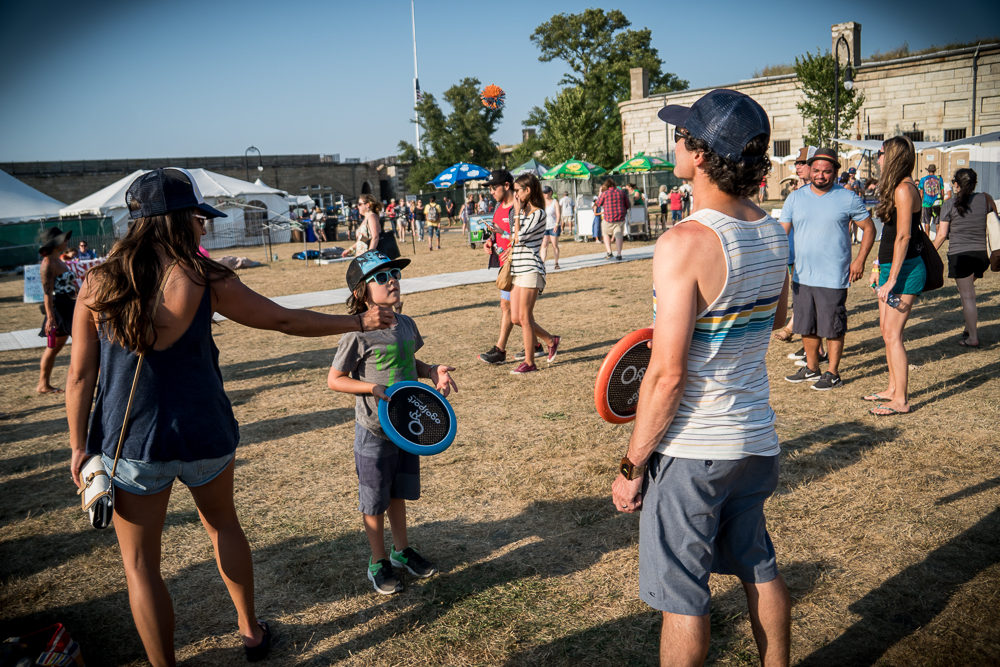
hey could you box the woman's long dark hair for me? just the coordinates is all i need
[87,207,235,353]
[514,173,545,211]
[874,135,916,224]
[951,168,978,217]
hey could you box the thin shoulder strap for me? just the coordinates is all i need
[109,261,176,478]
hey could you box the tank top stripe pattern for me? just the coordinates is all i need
[657,209,788,460]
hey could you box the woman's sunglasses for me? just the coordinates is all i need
[876,150,884,158]
[366,268,401,285]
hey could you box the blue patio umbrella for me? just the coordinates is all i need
[427,162,492,189]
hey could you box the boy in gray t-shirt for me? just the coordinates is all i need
[328,250,457,596]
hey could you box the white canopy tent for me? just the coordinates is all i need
[60,168,293,249]
[833,131,1000,153]
[0,169,65,224]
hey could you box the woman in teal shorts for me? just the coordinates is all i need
[869,136,925,416]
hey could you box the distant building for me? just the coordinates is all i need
[620,23,1000,196]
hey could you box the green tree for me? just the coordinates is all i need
[397,77,503,192]
[526,9,687,168]
[794,49,865,147]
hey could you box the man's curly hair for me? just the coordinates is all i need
[684,134,771,198]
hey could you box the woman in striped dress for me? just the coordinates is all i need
[508,173,560,374]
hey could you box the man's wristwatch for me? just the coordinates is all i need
[619,456,646,481]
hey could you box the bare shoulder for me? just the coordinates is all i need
[655,220,718,260]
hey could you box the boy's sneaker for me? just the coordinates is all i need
[510,362,538,375]
[478,346,506,364]
[784,367,821,383]
[367,558,403,595]
[787,347,806,360]
[810,371,843,390]
[546,335,560,363]
[390,546,438,578]
[794,350,829,367]
[514,343,544,360]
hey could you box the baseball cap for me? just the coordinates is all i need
[658,89,770,161]
[807,148,841,169]
[484,169,514,187]
[346,250,411,291]
[542,185,553,194]
[794,146,817,163]
[848,167,857,173]
[126,168,227,220]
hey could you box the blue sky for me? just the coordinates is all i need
[1,0,995,163]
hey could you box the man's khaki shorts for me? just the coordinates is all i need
[601,220,623,241]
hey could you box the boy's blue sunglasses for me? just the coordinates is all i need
[366,268,401,285]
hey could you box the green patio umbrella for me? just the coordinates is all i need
[611,152,674,201]
[542,158,607,201]
[543,158,607,179]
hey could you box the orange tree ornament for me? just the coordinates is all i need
[480,84,505,109]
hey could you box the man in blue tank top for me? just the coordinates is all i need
[613,89,791,665]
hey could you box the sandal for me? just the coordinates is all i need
[862,394,891,402]
[772,329,793,342]
[869,404,909,417]
[244,620,272,662]
[957,339,980,348]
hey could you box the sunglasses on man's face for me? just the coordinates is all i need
[674,127,691,143]
[366,268,401,285]
[876,150,884,158]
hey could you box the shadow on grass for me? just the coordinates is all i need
[418,287,602,318]
[0,357,44,378]
[0,401,65,423]
[237,407,354,446]
[0,416,70,447]
[498,560,826,666]
[221,351,329,383]
[227,379,308,407]
[777,421,900,496]
[798,508,1000,666]
[935,475,1000,506]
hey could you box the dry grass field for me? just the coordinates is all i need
[1,228,998,666]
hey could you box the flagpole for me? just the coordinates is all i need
[411,0,421,157]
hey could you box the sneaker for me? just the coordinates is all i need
[546,335,560,363]
[367,558,403,595]
[615,254,622,261]
[390,546,438,578]
[605,252,613,260]
[787,347,806,360]
[794,351,829,367]
[514,343,544,360]
[810,371,843,390]
[510,362,538,375]
[478,346,506,364]
[784,367,821,383]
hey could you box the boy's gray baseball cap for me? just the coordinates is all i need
[658,89,770,162]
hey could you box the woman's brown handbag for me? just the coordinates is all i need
[496,253,513,291]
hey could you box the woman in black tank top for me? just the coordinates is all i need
[868,137,924,416]
[66,168,395,665]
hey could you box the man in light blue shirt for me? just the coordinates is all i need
[779,148,875,390]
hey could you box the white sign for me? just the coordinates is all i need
[23,264,43,303]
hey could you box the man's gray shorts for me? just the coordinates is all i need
[639,454,780,616]
[354,423,420,515]
[791,282,848,339]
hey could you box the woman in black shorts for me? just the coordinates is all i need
[933,168,997,348]
[37,227,76,393]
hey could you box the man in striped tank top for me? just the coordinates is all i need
[612,89,791,666]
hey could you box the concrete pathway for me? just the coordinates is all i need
[0,245,654,351]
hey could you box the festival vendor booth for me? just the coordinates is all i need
[542,158,606,241]
[59,168,292,250]
[610,152,675,240]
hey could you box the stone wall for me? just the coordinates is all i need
[0,154,388,206]
[619,32,1000,195]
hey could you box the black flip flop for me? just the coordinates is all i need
[245,620,272,662]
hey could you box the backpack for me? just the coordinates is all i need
[426,204,439,222]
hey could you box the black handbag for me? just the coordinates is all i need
[375,218,401,259]
[915,229,944,292]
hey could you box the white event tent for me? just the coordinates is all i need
[60,168,293,249]
[0,169,65,223]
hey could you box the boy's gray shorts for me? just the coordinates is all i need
[354,423,420,515]
[638,453,780,616]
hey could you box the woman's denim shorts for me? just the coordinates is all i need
[103,452,235,495]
